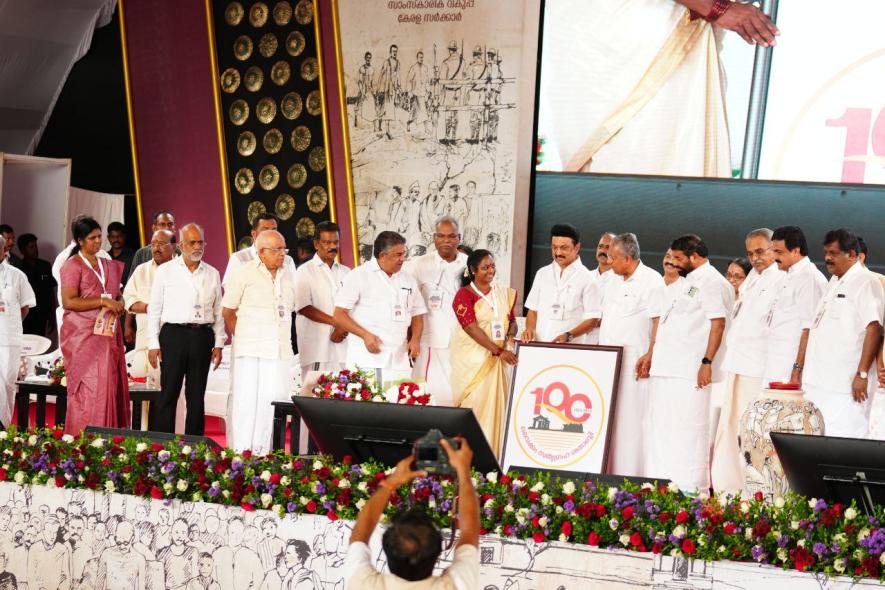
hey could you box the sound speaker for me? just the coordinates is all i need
[84,426,223,451]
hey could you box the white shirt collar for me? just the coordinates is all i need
[176,256,202,273]
[787,256,811,274]
[838,260,864,282]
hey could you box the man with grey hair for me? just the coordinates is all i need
[335,231,426,386]
[148,223,225,435]
[402,216,467,405]
[590,232,663,476]
[223,230,298,453]
[712,227,785,493]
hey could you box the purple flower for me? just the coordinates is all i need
[776,534,790,548]
[812,542,828,556]
[563,500,575,513]
[751,545,766,561]
[287,502,297,512]
[813,498,828,513]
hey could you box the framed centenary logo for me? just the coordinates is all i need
[501,342,622,475]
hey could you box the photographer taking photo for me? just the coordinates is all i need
[344,437,480,589]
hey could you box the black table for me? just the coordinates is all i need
[271,400,316,454]
[128,384,161,430]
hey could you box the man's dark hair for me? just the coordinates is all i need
[17,233,37,253]
[771,226,808,256]
[251,213,279,231]
[315,221,340,236]
[823,228,859,256]
[669,234,708,258]
[107,221,125,234]
[152,211,174,223]
[373,231,406,259]
[857,236,868,257]
[0,224,12,235]
[550,223,580,246]
[381,509,442,581]
[296,236,315,255]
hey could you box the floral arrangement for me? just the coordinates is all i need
[1,426,884,581]
[310,368,383,402]
[48,357,66,386]
[386,380,433,406]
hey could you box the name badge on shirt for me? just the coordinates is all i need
[687,286,699,298]
[277,303,286,318]
[550,302,565,321]
[192,303,204,322]
[491,320,505,341]
[428,290,443,311]
[393,303,406,322]
[732,300,742,319]
[812,305,826,329]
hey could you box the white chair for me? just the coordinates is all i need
[20,334,51,356]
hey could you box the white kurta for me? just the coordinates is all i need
[525,259,599,343]
[0,260,36,426]
[293,254,351,378]
[804,262,885,438]
[402,251,467,406]
[594,262,663,477]
[122,259,159,352]
[222,245,296,286]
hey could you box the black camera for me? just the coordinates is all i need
[413,429,460,475]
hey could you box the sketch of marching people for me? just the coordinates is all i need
[27,514,72,590]
[441,184,469,226]
[419,181,446,242]
[280,540,321,589]
[8,532,25,590]
[374,44,401,138]
[440,40,464,143]
[184,554,220,590]
[257,517,286,574]
[234,524,264,590]
[364,186,397,239]
[484,48,505,142]
[0,550,16,590]
[308,523,347,590]
[405,50,432,135]
[389,182,422,244]
[462,181,482,247]
[157,518,199,590]
[466,46,486,143]
[95,521,147,590]
[354,52,374,128]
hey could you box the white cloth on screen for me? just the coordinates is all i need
[122,259,159,352]
[762,257,828,383]
[647,376,711,491]
[147,257,225,349]
[335,259,427,371]
[68,187,124,250]
[525,259,599,343]
[412,346,454,407]
[229,356,290,454]
[222,245,296,286]
[804,384,870,439]
[293,253,350,367]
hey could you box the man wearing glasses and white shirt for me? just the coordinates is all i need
[294,221,351,381]
[402,216,467,406]
[223,213,296,285]
[334,231,426,387]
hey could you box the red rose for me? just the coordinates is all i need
[242,450,252,458]
[675,510,690,524]
[327,511,339,521]
[681,539,696,555]
[532,532,545,543]
[561,521,572,537]
[151,443,164,452]
[306,500,317,513]
[528,491,540,502]
[361,391,370,400]
[343,455,353,465]
[503,524,514,536]
[594,504,606,518]
[52,429,63,440]
[240,502,255,512]
[0,469,7,482]
[754,491,764,502]
[500,475,512,485]
[652,542,663,554]
[269,473,282,485]
[531,516,540,528]
[724,522,737,535]
[587,531,601,546]
[629,532,643,547]
[752,519,771,538]
[621,506,635,520]
[150,486,163,499]
[658,512,671,523]
[112,435,125,445]
[55,476,66,487]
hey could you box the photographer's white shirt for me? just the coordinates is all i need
[344,542,478,590]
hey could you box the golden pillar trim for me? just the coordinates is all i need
[117,0,145,246]
[330,0,360,265]
[313,0,337,225]
[204,0,236,255]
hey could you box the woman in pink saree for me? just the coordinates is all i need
[59,217,130,435]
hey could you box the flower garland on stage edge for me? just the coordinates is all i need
[1,427,884,581]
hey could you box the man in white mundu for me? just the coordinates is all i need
[803,229,884,438]
[222,230,297,453]
[334,231,426,387]
[522,224,599,345]
[644,234,733,490]
[402,216,467,406]
[0,238,35,427]
[712,228,785,493]
[586,232,616,344]
[591,233,663,477]
[294,221,351,380]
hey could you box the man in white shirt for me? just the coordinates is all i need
[123,229,175,355]
[587,231,616,343]
[222,230,297,453]
[147,224,225,435]
[52,215,111,336]
[334,231,426,386]
[223,213,296,285]
[402,216,467,406]
[294,221,350,379]
[592,233,663,477]
[344,439,479,590]
[712,228,785,493]
[523,224,599,344]
[644,234,733,491]
[129,211,177,282]
[0,238,35,427]
[804,228,884,438]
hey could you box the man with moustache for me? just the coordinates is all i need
[523,224,598,345]
[712,228,785,493]
[129,211,176,281]
[123,229,176,356]
[591,233,663,476]
[803,228,884,438]
[294,221,351,380]
[587,231,616,343]
[334,231,426,385]
[148,224,224,435]
[403,216,467,406]
[643,234,733,491]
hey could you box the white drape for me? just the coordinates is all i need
[68,186,124,250]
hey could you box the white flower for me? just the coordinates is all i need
[356,499,366,510]
[486,472,498,484]
[504,504,514,513]
[260,471,272,481]
[641,482,654,492]
[771,530,781,540]
[261,493,273,507]
[718,545,727,554]
[834,558,846,573]
[845,507,857,521]
[774,497,785,509]
[673,525,686,538]
[607,487,618,501]
[797,539,806,548]
[777,548,788,562]
[90,438,105,448]
[512,479,525,489]
[61,434,74,443]
[745,528,753,540]
[559,533,567,542]
[222,490,231,499]
[541,494,551,506]
[698,491,710,501]
[118,454,128,463]
[163,482,173,493]
[668,482,680,493]
[0,432,7,440]
[177,479,189,492]
[273,504,283,517]
[280,476,291,487]
[104,481,115,493]
[555,506,564,514]
[834,533,847,544]
[157,450,170,461]
[428,498,436,509]
[193,492,204,502]
[181,445,192,455]
[357,482,368,493]
[484,499,495,509]
[27,435,37,446]
[531,481,545,492]
[516,513,526,525]
[313,460,324,470]
[880,553,885,566]
[338,479,350,489]
[740,500,750,514]
[718,495,729,507]
[562,481,576,495]
[299,496,310,506]
[136,443,147,452]
[698,535,707,546]
[78,475,85,483]
[537,516,548,528]
[619,534,631,546]
[13,472,25,484]
[790,521,801,530]
[12,437,21,444]
[609,519,619,531]
[858,528,871,542]
[808,498,818,509]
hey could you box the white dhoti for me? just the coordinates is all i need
[868,388,885,440]
[710,372,762,493]
[412,346,454,407]
[229,356,291,454]
[0,345,20,427]
[607,350,648,477]
[647,376,711,491]
[804,384,870,439]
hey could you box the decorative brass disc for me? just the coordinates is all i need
[234,35,253,61]
[295,216,316,238]
[290,125,311,151]
[280,92,302,120]
[259,164,280,190]
[249,2,269,27]
[225,2,244,26]
[259,33,278,58]
[275,193,295,220]
[300,57,318,82]
[220,68,240,93]
[237,236,254,250]
[306,90,322,116]
[273,1,292,25]
[307,186,328,213]
[271,60,291,86]
[294,0,313,25]
[287,163,307,189]
[244,66,264,92]
[234,168,255,194]
[285,31,305,57]
[247,200,267,225]
[308,146,326,171]
[256,97,277,124]
[237,131,257,156]
[229,99,249,125]
[263,128,283,154]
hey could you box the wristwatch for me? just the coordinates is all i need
[857,371,869,380]
[792,363,803,371]
[701,357,712,365]
[565,331,574,342]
